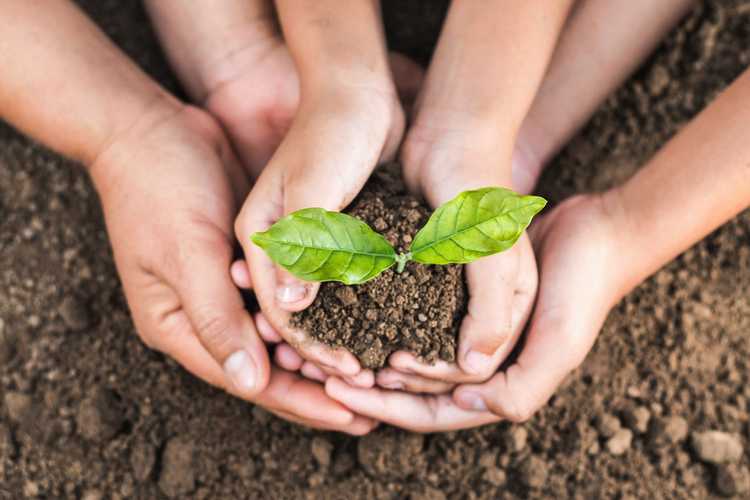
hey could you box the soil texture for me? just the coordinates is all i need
[1,1,750,499]
[291,166,466,370]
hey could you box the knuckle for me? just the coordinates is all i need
[194,311,235,353]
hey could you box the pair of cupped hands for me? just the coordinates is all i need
[93,6,623,435]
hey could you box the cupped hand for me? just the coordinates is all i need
[373,120,539,394]
[324,191,628,431]
[90,103,376,434]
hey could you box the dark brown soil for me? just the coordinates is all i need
[1,1,750,499]
[291,166,466,370]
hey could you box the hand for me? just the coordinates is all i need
[233,0,420,382]
[324,192,627,431]
[371,111,539,394]
[91,103,376,434]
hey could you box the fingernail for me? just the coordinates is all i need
[456,391,487,411]
[276,283,307,303]
[223,350,257,394]
[465,349,494,375]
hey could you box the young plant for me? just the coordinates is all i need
[251,187,547,285]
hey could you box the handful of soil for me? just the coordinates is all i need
[290,165,468,369]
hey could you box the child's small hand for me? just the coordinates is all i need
[233,0,418,381]
[322,192,627,431]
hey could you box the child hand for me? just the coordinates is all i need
[233,0,415,381]
[323,192,627,431]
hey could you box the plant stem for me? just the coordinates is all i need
[395,252,410,273]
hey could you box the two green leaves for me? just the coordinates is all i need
[251,187,547,285]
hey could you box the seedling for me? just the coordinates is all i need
[251,187,546,285]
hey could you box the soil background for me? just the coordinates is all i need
[1,1,750,498]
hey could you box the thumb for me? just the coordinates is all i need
[175,239,270,399]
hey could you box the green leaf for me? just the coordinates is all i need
[251,208,396,285]
[409,187,546,265]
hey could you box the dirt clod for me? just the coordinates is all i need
[0,423,16,460]
[508,426,529,452]
[691,431,744,465]
[606,428,634,456]
[357,427,424,479]
[518,455,548,489]
[596,413,622,438]
[4,392,31,423]
[58,295,92,331]
[76,388,124,441]
[311,437,334,468]
[716,464,750,497]
[159,437,196,498]
[291,167,466,369]
[130,440,157,482]
[623,405,651,434]
[649,416,689,448]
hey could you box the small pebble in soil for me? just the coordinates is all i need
[58,295,92,331]
[690,431,744,464]
[358,427,424,480]
[159,437,196,498]
[482,466,507,486]
[311,437,334,468]
[596,413,622,438]
[606,428,633,456]
[130,440,157,482]
[518,455,548,489]
[649,415,688,448]
[80,490,103,500]
[4,391,31,423]
[623,405,651,434]
[507,426,528,452]
[715,464,750,497]
[76,388,124,442]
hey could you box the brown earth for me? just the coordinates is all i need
[291,165,466,370]
[1,1,750,499]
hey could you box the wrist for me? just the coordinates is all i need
[87,99,201,194]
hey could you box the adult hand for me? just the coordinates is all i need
[325,192,628,431]
[92,103,376,434]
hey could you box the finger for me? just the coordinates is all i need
[453,313,593,423]
[175,239,270,399]
[274,343,304,372]
[236,174,362,377]
[343,369,375,389]
[230,259,252,289]
[326,377,499,433]
[301,361,328,383]
[255,312,283,344]
[266,407,378,436]
[457,250,518,377]
[376,368,455,394]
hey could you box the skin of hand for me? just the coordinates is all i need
[370,0,573,391]
[233,0,412,382]
[323,191,626,431]
[150,0,422,386]
[92,103,377,434]
[0,1,376,435]
[146,0,424,180]
[324,64,750,431]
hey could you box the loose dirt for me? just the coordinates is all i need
[291,166,466,370]
[0,1,749,499]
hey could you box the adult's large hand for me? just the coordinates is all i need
[92,103,376,434]
[324,192,627,431]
